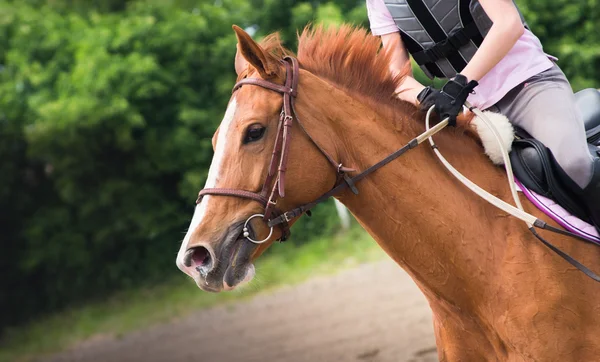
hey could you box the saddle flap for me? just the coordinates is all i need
[510,139,588,220]
[510,142,548,196]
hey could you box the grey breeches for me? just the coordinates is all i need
[489,64,594,189]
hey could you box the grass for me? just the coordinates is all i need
[0,226,386,362]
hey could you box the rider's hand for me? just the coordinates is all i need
[416,74,478,126]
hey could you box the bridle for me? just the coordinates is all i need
[194,55,600,283]
[197,56,356,243]
[196,55,454,243]
[195,54,449,243]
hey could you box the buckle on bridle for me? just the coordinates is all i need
[284,212,293,222]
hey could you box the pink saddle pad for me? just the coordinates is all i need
[515,179,600,244]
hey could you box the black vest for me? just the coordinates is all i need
[383,0,528,79]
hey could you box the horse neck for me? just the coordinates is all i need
[298,72,510,311]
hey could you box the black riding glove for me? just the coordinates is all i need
[416,74,479,126]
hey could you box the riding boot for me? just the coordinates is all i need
[579,158,600,232]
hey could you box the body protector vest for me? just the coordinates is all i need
[383,0,528,79]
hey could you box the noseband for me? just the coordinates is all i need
[196,56,354,242]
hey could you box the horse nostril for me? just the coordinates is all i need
[183,246,213,274]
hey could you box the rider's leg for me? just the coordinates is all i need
[491,64,600,229]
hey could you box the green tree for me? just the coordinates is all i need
[519,0,600,90]
[0,0,354,331]
[1,0,598,332]
[0,0,256,329]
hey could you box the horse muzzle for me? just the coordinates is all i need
[179,222,260,292]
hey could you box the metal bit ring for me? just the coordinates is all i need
[243,214,274,244]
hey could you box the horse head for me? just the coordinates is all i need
[176,26,339,292]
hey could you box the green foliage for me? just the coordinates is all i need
[519,0,600,91]
[316,3,344,26]
[0,0,365,332]
[1,226,382,362]
[0,0,249,329]
[1,0,598,334]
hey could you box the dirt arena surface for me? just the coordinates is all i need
[45,260,438,362]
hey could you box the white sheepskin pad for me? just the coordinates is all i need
[469,111,515,165]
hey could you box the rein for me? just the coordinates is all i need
[196,56,600,282]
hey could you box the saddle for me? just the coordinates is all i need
[510,88,600,222]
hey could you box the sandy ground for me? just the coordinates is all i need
[44,260,438,362]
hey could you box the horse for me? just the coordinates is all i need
[176,24,600,361]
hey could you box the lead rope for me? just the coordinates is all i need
[424,104,600,282]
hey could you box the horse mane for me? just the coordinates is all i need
[256,25,417,122]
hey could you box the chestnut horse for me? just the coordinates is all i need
[176,25,600,361]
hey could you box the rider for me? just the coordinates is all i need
[366,0,600,231]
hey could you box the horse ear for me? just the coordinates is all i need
[234,45,248,76]
[232,25,276,78]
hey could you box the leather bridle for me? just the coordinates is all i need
[196,55,440,243]
[193,56,600,284]
[196,56,355,242]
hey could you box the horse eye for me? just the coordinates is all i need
[244,125,266,144]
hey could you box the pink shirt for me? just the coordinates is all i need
[366,0,555,110]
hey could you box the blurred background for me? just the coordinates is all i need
[0,0,598,361]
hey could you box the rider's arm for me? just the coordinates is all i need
[460,0,525,82]
[381,31,473,126]
[380,32,425,105]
